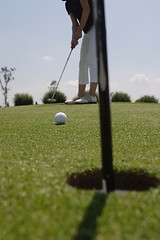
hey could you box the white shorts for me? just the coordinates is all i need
[79,25,98,85]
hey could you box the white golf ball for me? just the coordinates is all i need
[54,112,67,125]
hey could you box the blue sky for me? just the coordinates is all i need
[0,0,160,106]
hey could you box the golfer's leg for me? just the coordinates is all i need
[78,84,86,98]
[78,34,90,97]
[89,83,98,96]
[88,26,98,96]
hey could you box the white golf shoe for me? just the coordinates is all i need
[75,95,97,104]
[65,99,76,104]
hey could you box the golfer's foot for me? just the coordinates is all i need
[75,95,97,104]
[65,99,75,104]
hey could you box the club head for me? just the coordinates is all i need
[48,98,57,103]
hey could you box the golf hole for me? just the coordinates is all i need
[67,169,160,192]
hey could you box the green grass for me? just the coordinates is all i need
[0,103,160,240]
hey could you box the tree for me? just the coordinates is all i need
[0,67,16,106]
[42,90,66,104]
[14,93,34,106]
[135,95,158,103]
[111,91,131,102]
[48,80,57,92]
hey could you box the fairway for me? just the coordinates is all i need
[0,103,160,240]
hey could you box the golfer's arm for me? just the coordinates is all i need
[70,14,79,33]
[79,0,90,31]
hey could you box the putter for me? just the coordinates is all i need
[48,48,73,103]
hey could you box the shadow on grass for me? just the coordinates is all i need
[69,169,160,240]
[67,169,160,191]
[73,192,106,240]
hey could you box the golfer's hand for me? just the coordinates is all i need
[71,37,78,49]
[71,29,82,48]
[74,29,82,41]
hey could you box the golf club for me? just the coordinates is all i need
[48,48,73,103]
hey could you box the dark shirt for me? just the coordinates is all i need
[65,0,94,33]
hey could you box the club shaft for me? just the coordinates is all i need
[51,48,73,100]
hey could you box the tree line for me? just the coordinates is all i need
[0,67,159,106]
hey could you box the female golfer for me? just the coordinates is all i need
[63,0,98,104]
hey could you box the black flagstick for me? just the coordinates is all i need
[94,0,115,193]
